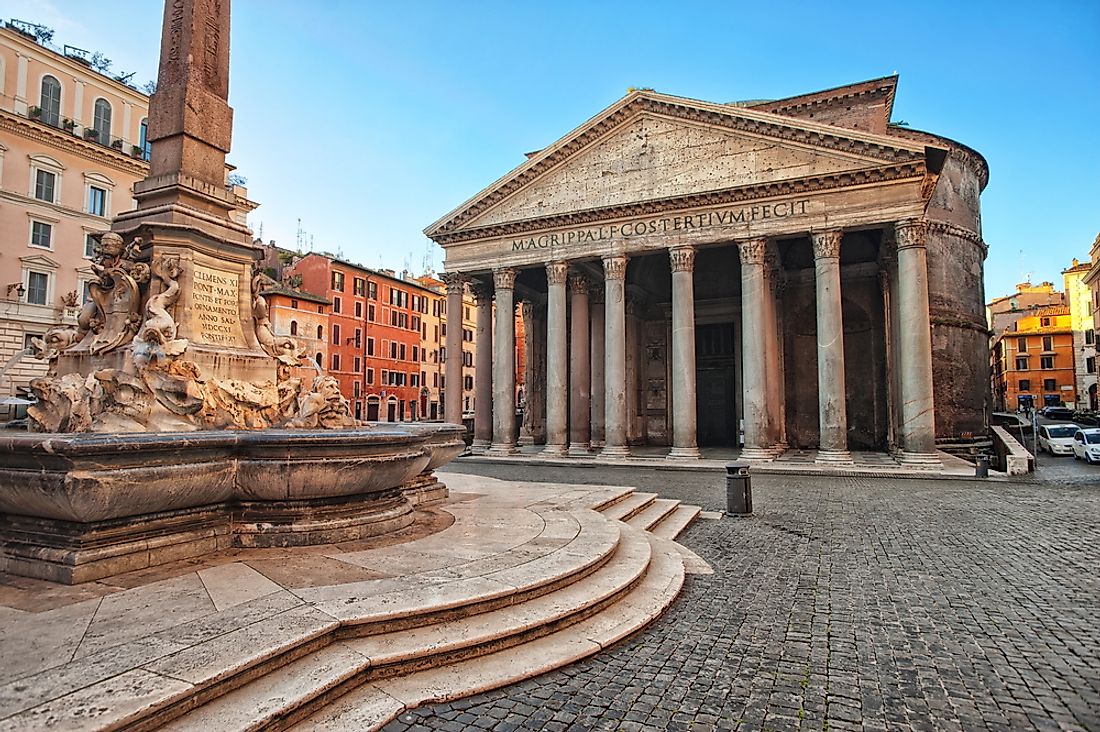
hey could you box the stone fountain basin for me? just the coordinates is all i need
[0,427,436,524]
[372,421,466,473]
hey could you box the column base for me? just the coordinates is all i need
[471,438,491,454]
[598,445,631,459]
[666,446,701,460]
[541,443,567,457]
[739,446,776,462]
[567,443,592,456]
[517,436,535,446]
[815,449,853,464]
[897,450,942,469]
[487,443,518,456]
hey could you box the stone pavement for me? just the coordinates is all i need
[383,462,1100,731]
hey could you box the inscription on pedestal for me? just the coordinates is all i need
[192,265,245,346]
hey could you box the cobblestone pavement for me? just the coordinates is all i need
[382,464,1100,732]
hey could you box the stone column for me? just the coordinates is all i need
[668,246,701,459]
[471,281,494,451]
[543,261,569,456]
[489,268,518,455]
[601,255,630,458]
[879,241,899,453]
[590,288,606,447]
[568,273,591,455]
[441,272,466,425]
[812,230,852,463]
[520,301,536,445]
[895,219,939,465]
[763,250,785,453]
[739,239,773,461]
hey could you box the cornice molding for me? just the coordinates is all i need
[428,95,925,238]
[0,113,149,176]
[434,162,925,246]
[926,220,987,255]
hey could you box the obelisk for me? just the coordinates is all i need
[108,0,274,384]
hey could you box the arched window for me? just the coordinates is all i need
[39,76,61,126]
[139,118,151,160]
[315,353,322,367]
[316,325,323,340]
[92,98,112,143]
[290,320,298,336]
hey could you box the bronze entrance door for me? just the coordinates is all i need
[696,322,738,446]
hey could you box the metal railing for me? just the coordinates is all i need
[24,106,150,161]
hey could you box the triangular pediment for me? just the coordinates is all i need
[20,253,61,269]
[426,89,928,241]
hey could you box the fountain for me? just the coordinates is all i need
[0,0,463,584]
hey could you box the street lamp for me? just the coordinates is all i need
[5,283,26,299]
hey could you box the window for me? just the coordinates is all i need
[412,346,419,362]
[1040,317,1051,327]
[1015,357,1028,371]
[139,118,151,160]
[333,296,341,313]
[1042,336,1053,351]
[1018,378,1030,391]
[366,368,374,385]
[85,234,97,258]
[87,186,107,217]
[1017,337,1028,352]
[331,353,341,371]
[367,337,375,356]
[368,282,377,300]
[30,221,52,249]
[81,280,92,303]
[1087,357,1096,374]
[39,76,61,126]
[315,353,322,367]
[354,328,362,348]
[26,271,48,305]
[34,169,56,203]
[464,375,474,390]
[389,341,397,359]
[354,356,361,372]
[332,271,345,291]
[355,301,362,318]
[290,321,298,336]
[368,304,375,322]
[354,278,365,296]
[291,299,299,309]
[1040,356,1054,370]
[399,343,406,361]
[1086,329,1094,345]
[353,382,361,398]
[332,324,341,345]
[92,98,112,143]
[1043,379,1057,392]
[316,325,323,340]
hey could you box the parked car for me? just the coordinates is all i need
[1072,411,1100,426]
[1071,428,1100,464]
[1042,406,1074,421]
[1038,424,1077,456]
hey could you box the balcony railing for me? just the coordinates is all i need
[23,106,150,161]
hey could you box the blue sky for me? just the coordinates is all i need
[6,0,1098,299]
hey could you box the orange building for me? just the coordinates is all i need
[363,269,433,422]
[992,306,1076,411]
[259,281,329,375]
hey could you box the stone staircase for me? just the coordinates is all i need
[0,478,706,732]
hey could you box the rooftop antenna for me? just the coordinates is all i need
[421,239,433,276]
[295,218,303,251]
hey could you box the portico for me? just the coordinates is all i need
[427,78,990,464]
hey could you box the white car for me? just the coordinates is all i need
[1071,428,1100,464]
[1038,424,1078,456]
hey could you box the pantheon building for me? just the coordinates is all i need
[427,77,989,465]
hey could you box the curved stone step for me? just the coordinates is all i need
[650,503,701,540]
[291,533,686,731]
[600,492,657,522]
[155,527,657,731]
[624,497,680,532]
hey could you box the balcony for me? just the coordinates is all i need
[23,106,150,161]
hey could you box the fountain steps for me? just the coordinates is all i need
[0,482,704,732]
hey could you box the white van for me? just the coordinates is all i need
[1037,424,1078,456]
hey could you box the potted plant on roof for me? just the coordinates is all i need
[131,144,144,158]
[28,106,42,120]
[110,139,123,150]
[83,127,99,141]
[62,118,76,132]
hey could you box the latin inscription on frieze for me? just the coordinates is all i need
[192,265,245,346]
[510,199,811,252]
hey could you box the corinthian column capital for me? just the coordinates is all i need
[493,267,518,291]
[895,219,928,250]
[546,261,568,286]
[738,238,767,266]
[602,255,628,281]
[470,281,493,305]
[669,245,696,273]
[811,230,843,260]
[568,272,590,295]
[440,271,466,291]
